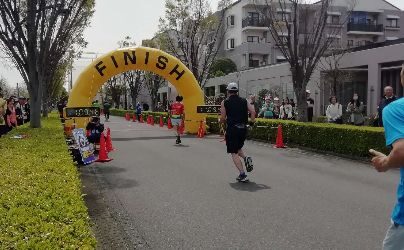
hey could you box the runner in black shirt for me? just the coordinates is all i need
[220,82,256,182]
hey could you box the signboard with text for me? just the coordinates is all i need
[65,107,100,118]
[197,105,221,114]
[72,129,96,165]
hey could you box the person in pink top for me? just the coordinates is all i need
[6,98,17,132]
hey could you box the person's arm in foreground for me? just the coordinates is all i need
[372,65,404,171]
[247,102,256,123]
[220,100,226,123]
[372,140,404,172]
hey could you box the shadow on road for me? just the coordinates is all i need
[93,165,127,175]
[173,144,190,147]
[229,182,271,192]
[104,177,139,189]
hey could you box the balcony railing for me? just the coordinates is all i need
[242,17,269,28]
[347,23,383,33]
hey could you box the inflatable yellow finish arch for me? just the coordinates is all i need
[67,47,205,133]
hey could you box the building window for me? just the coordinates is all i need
[248,12,259,20]
[327,15,340,24]
[227,15,235,27]
[227,39,235,49]
[386,18,399,28]
[249,54,259,68]
[247,36,259,43]
[276,12,291,21]
[347,40,353,47]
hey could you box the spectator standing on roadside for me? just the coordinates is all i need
[249,95,259,118]
[273,97,281,119]
[24,98,30,123]
[0,91,7,137]
[15,97,26,126]
[378,86,398,127]
[6,98,17,132]
[346,93,365,126]
[258,97,274,119]
[326,96,343,124]
[306,90,315,122]
[371,64,404,250]
[280,99,293,120]
[136,102,142,121]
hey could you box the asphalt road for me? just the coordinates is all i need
[81,116,400,250]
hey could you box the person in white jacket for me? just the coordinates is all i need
[280,99,293,120]
[326,96,343,124]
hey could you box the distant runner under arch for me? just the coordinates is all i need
[67,47,205,133]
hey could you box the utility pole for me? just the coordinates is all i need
[16,82,20,97]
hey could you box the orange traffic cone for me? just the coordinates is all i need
[274,124,286,148]
[179,119,184,135]
[197,121,205,138]
[96,133,112,162]
[106,128,115,152]
[132,114,137,122]
[151,116,155,126]
[159,116,164,127]
[125,113,130,121]
[139,115,144,123]
[147,115,151,124]
[167,118,173,129]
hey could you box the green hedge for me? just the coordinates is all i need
[110,109,387,157]
[250,119,385,157]
[0,117,96,248]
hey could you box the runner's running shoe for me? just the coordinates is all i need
[236,173,249,182]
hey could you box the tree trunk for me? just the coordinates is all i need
[27,0,42,128]
[295,87,308,122]
[131,96,137,109]
[42,101,49,118]
[29,88,42,128]
[332,77,337,96]
[124,88,128,110]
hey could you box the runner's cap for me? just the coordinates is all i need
[226,82,238,91]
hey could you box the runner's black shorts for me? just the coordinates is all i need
[225,125,247,154]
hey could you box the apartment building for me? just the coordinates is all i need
[219,0,404,70]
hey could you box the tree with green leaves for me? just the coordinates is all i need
[209,58,237,78]
[158,0,227,87]
[42,58,72,117]
[0,0,94,127]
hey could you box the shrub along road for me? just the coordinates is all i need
[82,116,398,249]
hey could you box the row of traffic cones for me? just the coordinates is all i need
[96,128,115,162]
[124,113,188,136]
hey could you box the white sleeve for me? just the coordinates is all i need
[326,105,331,119]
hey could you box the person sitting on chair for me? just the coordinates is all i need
[86,116,104,144]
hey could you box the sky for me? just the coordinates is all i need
[0,0,403,87]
